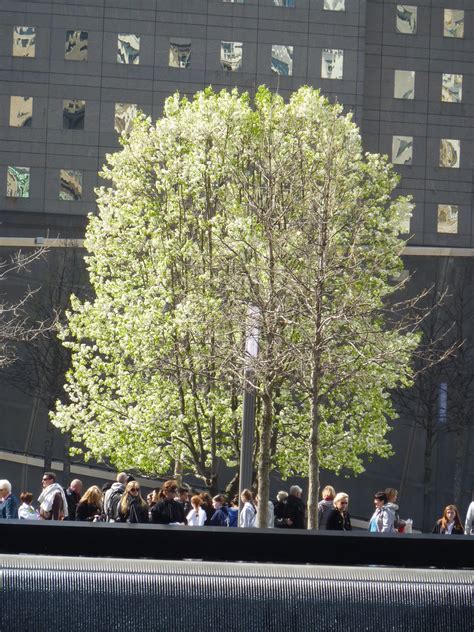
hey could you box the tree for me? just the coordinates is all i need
[52,87,419,519]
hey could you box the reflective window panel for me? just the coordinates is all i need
[223,0,244,3]
[274,0,295,6]
[394,70,415,99]
[63,99,85,130]
[169,38,191,68]
[321,49,343,80]
[59,170,83,201]
[115,103,137,134]
[396,5,417,34]
[437,204,458,234]
[442,74,462,103]
[7,166,30,198]
[9,96,33,127]
[324,0,345,10]
[12,26,36,57]
[392,136,413,165]
[439,139,460,168]
[65,30,88,61]
[117,34,140,64]
[444,9,464,38]
[271,45,293,76]
[220,41,243,71]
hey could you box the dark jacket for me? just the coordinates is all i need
[151,498,185,525]
[117,497,149,524]
[285,494,306,529]
[64,488,80,521]
[75,501,101,522]
[318,499,334,529]
[210,506,229,527]
[326,508,352,531]
[0,493,19,519]
[432,520,464,535]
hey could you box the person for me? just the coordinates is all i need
[177,486,191,516]
[432,505,464,535]
[210,495,230,527]
[385,487,404,532]
[239,489,256,528]
[103,472,127,522]
[186,495,206,526]
[18,492,39,520]
[116,481,149,523]
[64,479,83,521]
[0,480,19,519]
[465,500,474,535]
[318,485,335,529]
[274,490,289,528]
[368,491,393,533]
[325,492,352,531]
[227,496,239,527]
[199,492,214,526]
[151,480,185,525]
[38,472,68,520]
[75,485,104,522]
[255,494,274,528]
[285,485,306,529]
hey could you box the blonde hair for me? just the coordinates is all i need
[322,485,335,500]
[120,481,147,514]
[80,485,103,507]
[333,492,349,507]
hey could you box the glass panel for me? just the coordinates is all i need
[439,139,460,168]
[117,34,140,64]
[9,96,33,127]
[63,99,85,129]
[444,9,464,38]
[271,45,293,76]
[324,0,345,10]
[115,103,137,134]
[321,49,343,80]
[396,5,417,34]
[437,204,458,233]
[274,0,295,6]
[169,38,191,68]
[59,170,83,200]
[223,0,244,3]
[394,70,415,99]
[220,41,243,71]
[7,166,30,198]
[392,136,413,165]
[442,74,462,103]
[65,30,88,61]
[12,26,36,57]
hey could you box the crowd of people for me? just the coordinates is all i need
[0,472,473,535]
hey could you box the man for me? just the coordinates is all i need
[0,479,19,519]
[64,479,83,521]
[38,472,68,520]
[285,485,306,529]
[103,472,127,521]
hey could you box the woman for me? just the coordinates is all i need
[186,495,206,526]
[116,481,149,523]
[151,480,185,525]
[368,491,394,533]
[239,489,256,528]
[318,485,336,529]
[385,487,404,532]
[75,485,103,522]
[199,492,214,526]
[325,492,352,531]
[432,505,464,535]
[274,490,289,528]
[18,492,39,520]
[210,495,230,527]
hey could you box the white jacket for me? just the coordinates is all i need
[239,502,256,528]
[186,507,206,526]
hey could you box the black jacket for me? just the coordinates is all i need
[285,494,306,529]
[325,508,352,531]
[151,499,186,524]
[117,497,149,523]
[64,488,80,521]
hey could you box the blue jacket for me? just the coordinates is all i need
[0,493,19,519]
[210,506,229,527]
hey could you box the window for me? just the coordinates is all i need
[442,74,462,103]
[9,96,33,127]
[117,34,140,64]
[271,45,293,76]
[439,139,460,168]
[220,41,243,71]
[324,0,345,10]
[394,70,415,99]
[274,0,295,6]
[12,26,36,57]
[321,49,343,79]
[63,99,85,129]
[7,166,30,198]
[59,170,82,200]
[115,103,137,134]
[396,5,417,34]
[223,0,244,3]
[444,9,464,38]
[169,38,191,68]
[392,136,413,165]
[65,30,88,61]
[437,204,458,233]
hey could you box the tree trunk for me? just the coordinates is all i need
[422,425,434,533]
[225,471,239,500]
[453,426,467,506]
[43,417,54,473]
[62,434,71,485]
[256,391,272,528]
[307,361,320,530]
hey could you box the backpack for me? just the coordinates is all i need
[106,489,123,521]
